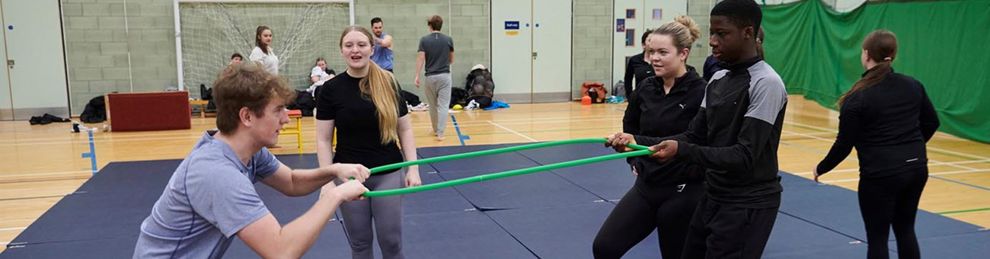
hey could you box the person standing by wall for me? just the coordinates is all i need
[414,15,454,141]
[250,25,279,76]
[370,17,395,73]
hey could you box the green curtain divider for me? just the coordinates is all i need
[362,138,653,197]
[762,0,990,143]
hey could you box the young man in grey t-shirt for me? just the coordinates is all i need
[414,15,454,141]
[133,62,370,259]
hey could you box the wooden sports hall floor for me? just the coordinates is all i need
[1,95,988,251]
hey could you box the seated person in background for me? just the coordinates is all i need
[230,53,244,66]
[308,57,335,96]
[465,64,495,109]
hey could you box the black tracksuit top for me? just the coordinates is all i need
[636,57,788,208]
[816,69,940,178]
[624,68,706,187]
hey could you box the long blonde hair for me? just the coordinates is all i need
[339,26,401,144]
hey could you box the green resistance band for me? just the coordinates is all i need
[362,138,653,197]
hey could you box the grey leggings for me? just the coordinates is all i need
[338,170,405,259]
[423,73,451,136]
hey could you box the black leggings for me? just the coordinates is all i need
[858,167,928,259]
[593,182,703,259]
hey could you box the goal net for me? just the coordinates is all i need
[177,0,351,95]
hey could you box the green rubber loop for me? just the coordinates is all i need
[363,138,652,197]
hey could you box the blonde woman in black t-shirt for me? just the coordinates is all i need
[315,26,421,259]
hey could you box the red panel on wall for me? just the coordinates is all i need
[107,92,191,132]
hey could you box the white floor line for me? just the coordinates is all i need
[486,121,537,142]
[930,159,980,172]
[0,170,92,179]
[788,160,990,175]
[820,168,990,184]
[785,120,990,161]
[0,134,203,147]
[783,129,982,172]
[0,227,26,232]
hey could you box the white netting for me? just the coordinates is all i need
[179,2,350,96]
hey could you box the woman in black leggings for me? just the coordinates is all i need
[814,30,940,259]
[597,16,706,259]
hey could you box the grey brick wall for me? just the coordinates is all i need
[354,0,490,97]
[65,0,733,112]
[571,0,613,99]
[62,0,753,112]
[63,0,177,114]
[178,3,351,94]
[63,0,492,113]
[687,0,715,70]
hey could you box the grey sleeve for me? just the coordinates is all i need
[744,76,787,125]
[253,148,281,180]
[703,71,728,109]
[448,36,454,51]
[188,165,269,237]
[418,37,425,52]
[700,91,707,109]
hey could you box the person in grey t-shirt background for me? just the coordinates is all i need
[414,15,454,142]
[133,62,370,259]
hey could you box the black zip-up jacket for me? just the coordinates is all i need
[635,57,788,208]
[624,68,706,187]
[624,53,654,94]
[816,69,939,178]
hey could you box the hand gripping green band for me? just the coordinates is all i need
[362,138,652,197]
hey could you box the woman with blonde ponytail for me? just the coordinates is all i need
[597,16,707,259]
[814,30,939,259]
[315,25,420,259]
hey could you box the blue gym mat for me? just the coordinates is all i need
[222,220,352,259]
[909,230,990,258]
[3,143,988,258]
[390,210,536,259]
[762,212,865,257]
[437,168,602,210]
[1,236,139,258]
[401,171,476,216]
[7,160,180,246]
[485,201,661,258]
[418,143,538,172]
[779,173,985,241]
[74,159,178,195]
[547,160,637,202]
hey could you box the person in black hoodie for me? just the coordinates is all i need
[610,1,788,258]
[593,16,705,259]
[814,30,938,259]
[622,29,656,97]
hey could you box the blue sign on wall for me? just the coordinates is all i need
[505,21,520,30]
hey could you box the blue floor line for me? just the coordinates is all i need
[450,114,468,146]
[80,130,97,174]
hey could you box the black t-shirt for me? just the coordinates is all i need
[315,71,409,173]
